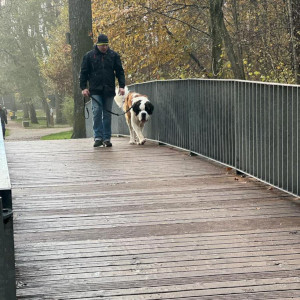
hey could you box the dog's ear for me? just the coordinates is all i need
[145,101,154,115]
[132,100,142,115]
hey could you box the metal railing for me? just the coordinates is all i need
[0,121,16,300]
[85,79,299,197]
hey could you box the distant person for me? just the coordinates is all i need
[80,34,125,147]
[50,107,54,126]
[0,104,8,139]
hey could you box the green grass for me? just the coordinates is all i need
[18,118,49,128]
[15,110,50,128]
[15,109,45,119]
[14,109,70,129]
[41,130,73,140]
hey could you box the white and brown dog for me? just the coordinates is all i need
[114,87,154,145]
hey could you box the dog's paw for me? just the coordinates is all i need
[138,139,146,145]
[129,140,136,145]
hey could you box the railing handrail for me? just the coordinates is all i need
[132,78,300,88]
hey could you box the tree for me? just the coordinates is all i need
[92,0,210,81]
[214,0,245,79]
[68,0,93,138]
[0,0,59,124]
[29,102,39,124]
[91,0,297,83]
[40,0,72,124]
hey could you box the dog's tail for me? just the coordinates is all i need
[114,86,129,108]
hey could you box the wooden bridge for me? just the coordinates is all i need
[5,137,300,299]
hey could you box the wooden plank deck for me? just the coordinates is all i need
[5,137,300,299]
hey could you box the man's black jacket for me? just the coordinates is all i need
[80,46,125,96]
[0,108,7,124]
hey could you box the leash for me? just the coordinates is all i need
[83,97,91,119]
[83,95,132,119]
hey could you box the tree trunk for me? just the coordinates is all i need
[29,102,38,124]
[11,96,17,112]
[23,103,29,119]
[33,66,52,127]
[55,92,66,124]
[209,0,224,77]
[288,0,300,84]
[210,0,245,80]
[220,18,245,79]
[232,0,244,74]
[42,99,51,127]
[68,0,93,138]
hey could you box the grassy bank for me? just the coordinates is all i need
[41,130,73,140]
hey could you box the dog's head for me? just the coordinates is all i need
[132,97,154,122]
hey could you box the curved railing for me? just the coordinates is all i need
[85,79,299,197]
[0,122,16,299]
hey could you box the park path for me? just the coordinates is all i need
[5,119,72,141]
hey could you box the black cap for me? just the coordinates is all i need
[97,34,109,45]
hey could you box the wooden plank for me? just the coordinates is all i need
[5,137,300,299]
[14,231,300,255]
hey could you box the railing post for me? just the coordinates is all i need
[234,80,239,172]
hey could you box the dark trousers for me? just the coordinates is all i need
[1,122,5,138]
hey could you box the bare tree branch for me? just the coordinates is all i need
[138,3,210,38]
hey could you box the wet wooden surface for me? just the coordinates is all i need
[5,137,300,299]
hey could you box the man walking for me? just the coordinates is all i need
[0,104,8,139]
[80,34,125,147]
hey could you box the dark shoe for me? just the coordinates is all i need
[93,139,103,147]
[103,140,112,147]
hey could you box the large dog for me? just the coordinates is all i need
[114,87,154,145]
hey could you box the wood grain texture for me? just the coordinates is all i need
[5,137,300,299]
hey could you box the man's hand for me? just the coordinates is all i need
[82,89,90,97]
[119,88,125,96]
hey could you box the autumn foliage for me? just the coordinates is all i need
[91,0,299,84]
[40,2,73,97]
[40,0,299,97]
